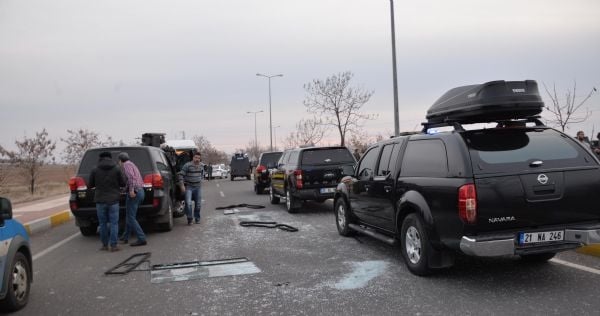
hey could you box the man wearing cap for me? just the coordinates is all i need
[118,152,148,247]
[88,151,125,252]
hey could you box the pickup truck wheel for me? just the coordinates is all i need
[286,190,300,213]
[173,200,185,218]
[156,197,174,232]
[519,252,556,263]
[254,184,262,195]
[269,185,280,204]
[0,252,31,312]
[335,198,353,236]
[80,225,98,236]
[230,175,234,181]
[400,214,432,276]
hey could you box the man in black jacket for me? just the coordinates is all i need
[88,151,125,252]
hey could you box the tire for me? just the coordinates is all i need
[157,198,174,232]
[246,175,251,180]
[254,184,262,195]
[269,185,280,204]
[286,189,300,213]
[80,225,98,236]
[0,252,31,312]
[400,213,433,276]
[335,198,353,236]
[173,200,185,218]
[230,175,234,181]
[519,252,556,263]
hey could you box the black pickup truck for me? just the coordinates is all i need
[333,80,600,275]
[270,146,355,213]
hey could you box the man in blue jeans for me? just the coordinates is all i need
[118,152,148,247]
[88,151,125,252]
[178,152,205,225]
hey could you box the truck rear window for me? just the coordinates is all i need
[79,148,153,174]
[301,148,354,165]
[259,152,282,168]
[464,129,594,173]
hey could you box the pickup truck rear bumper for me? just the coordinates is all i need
[460,226,600,257]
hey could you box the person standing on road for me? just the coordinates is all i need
[88,151,125,252]
[118,152,148,247]
[179,152,205,225]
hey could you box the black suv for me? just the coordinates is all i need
[69,146,181,236]
[270,146,355,213]
[254,151,282,194]
[333,80,600,275]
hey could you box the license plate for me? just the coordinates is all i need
[320,188,335,194]
[519,230,564,245]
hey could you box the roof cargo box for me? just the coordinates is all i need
[426,80,544,124]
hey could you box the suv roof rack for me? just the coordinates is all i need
[421,116,546,133]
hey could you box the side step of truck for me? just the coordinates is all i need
[348,223,396,245]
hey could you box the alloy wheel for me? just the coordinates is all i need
[405,226,422,264]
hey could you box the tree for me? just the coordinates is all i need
[348,130,388,154]
[303,71,375,146]
[0,129,56,194]
[283,117,327,149]
[543,81,597,132]
[192,135,228,165]
[61,129,104,166]
[244,142,269,163]
[0,161,9,194]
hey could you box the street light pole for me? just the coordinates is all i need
[256,73,283,151]
[247,110,264,151]
[389,0,400,136]
[273,125,281,150]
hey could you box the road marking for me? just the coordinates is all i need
[216,183,220,188]
[33,232,80,261]
[550,258,600,276]
[220,191,225,197]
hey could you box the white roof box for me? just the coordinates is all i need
[165,139,197,150]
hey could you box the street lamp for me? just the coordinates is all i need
[256,73,283,151]
[273,125,281,150]
[389,0,400,136]
[247,110,264,151]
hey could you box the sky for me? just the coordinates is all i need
[1,0,599,157]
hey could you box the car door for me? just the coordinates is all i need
[348,145,380,224]
[369,142,403,231]
[271,151,290,195]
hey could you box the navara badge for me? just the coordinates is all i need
[537,174,548,185]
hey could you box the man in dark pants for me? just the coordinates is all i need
[118,152,148,247]
[88,151,125,252]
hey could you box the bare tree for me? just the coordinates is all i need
[348,130,388,154]
[0,129,56,194]
[303,71,375,146]
[283,117,327,149]
[192,135,228,165]
[0,161,9,194]
[543,81,597,132]
[61,129,104,166]
[244,142,270,163]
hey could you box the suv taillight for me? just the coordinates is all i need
[69,177,87,191]
[294,170,303,189]
[256,165,266,173]
[458,184,477,224]
[143,173,164,189]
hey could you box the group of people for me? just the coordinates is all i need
[575,130,600,155]
[88,150,206,252]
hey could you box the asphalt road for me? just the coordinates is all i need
[18,178,600,315]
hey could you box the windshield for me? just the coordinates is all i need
[300,148,354,165]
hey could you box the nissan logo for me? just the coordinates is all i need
[537,174,548,185]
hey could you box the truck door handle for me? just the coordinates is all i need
[384,186,392,193]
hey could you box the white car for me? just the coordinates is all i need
[211,165,228,179]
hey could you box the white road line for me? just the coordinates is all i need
[220,191,225,197]
[216,183,220,188]
[33,232,81,261]
[550,258,600,276]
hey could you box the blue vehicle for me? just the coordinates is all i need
[0,197,32,312]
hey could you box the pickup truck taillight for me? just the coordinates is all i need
[458,184,477,224]
[294,170,303,189]
[256,165,266,173]
[143,173,164,189]
[69,177,87,191]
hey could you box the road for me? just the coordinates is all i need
[17,179,600,315]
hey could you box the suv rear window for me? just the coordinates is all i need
[79,148,153,174]
[464,129,595,174]
[301,148,354,165]
[259,152,282,168]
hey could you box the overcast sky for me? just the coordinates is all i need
[1,0,599,155]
